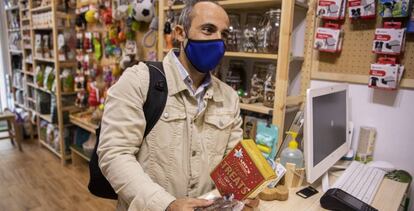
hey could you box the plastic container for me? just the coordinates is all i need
[280,131,304,168]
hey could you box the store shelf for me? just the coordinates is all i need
[163,0,307,10]
[34,57,55,63]
[13,86,24,91]
[61,91,79,96]
[33,26,53,30]
[27,82,36,87]
[240,96,303,115]
[5,5,19,11]
[62,105,80,112]
[15,102,26,109]
[39,139,71,160]
[10,49,23,54]
[70,145,91,162]
[69,112,98,134]
[8,28,20,32]
[21,8,30,12]
[25,60,33,64]
[36,86,53,94]
[25,71,35,76]
[21,18,30,21]
[39,114,52,122]
[240,103,272,115]
[225,52,278,60]
[27,97,36,103]
[31,5,52,12]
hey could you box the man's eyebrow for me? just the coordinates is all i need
[199,23,218,30]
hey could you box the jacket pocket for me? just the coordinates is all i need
[204,113,234,158]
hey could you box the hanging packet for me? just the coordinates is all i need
[255,121,278,161]
[372,22,406,55]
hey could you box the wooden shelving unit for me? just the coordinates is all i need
[158,0,308,146]
[26,1,77,163]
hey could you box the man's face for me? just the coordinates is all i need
[177,2,230,42]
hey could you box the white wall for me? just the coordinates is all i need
[311,80,414,210]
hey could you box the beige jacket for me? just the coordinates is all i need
[97,51,243,211]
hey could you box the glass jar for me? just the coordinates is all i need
[242,14,261,53]
[225,60,246,92]
[226,14,242,52]
[258,9,281,54]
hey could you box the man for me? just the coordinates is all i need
[97,1,259,210]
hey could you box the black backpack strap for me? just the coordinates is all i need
[143,61,168,137]
[88,61,168,200]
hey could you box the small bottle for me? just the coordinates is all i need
[280,131,304,168]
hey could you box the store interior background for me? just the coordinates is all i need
[0,1,413,210]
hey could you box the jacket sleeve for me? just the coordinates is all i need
[97,63,176,211]
[225,92,243,156]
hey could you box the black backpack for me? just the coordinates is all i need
[88,61,168,200]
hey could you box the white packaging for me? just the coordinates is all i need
[372,27,406,55]
[317,0,346,20]
[348,0,376,19]
[369,63,404,90]
[314,26,342,52]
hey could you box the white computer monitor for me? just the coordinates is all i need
[304,84,350,184]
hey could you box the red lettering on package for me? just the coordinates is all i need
[375,34,391,41]
[370,70,386,76]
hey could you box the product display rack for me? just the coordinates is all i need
[29,0,77,163]
[4,0,23,111]
[157,0,309,145]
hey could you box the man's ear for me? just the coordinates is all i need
[174,25,186,42]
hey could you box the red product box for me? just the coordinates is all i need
[210,139,276,201]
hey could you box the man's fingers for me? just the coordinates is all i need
[188,198,214,207]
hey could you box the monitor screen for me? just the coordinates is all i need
[312,90,347,167]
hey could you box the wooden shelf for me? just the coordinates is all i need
[25,60,33,64]
[225,51,278,60]
[240,95,303,115]
[69,112,98,134]
[34,57,55,63]
[33,26,53,30]
[39,114,52,122]
[15,102,26,108]
[27,82,36,87]
[13,86,24,91]
[240,103,272,115]
[70,145,91,162]
[39,139,71,160]
[36,86,53,94]
[31,5,52,12]
[21,8,30,12]
[21,18,30,21]
[163,0,307,10]
[25,71,35,76]
[27,97,36,103]
[61,91,78,96]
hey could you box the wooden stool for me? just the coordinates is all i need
[0,111,22,151]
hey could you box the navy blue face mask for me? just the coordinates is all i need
[184,39,226,73]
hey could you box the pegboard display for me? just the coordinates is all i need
[309,0,414,88]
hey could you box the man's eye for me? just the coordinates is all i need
[202,27,214,34]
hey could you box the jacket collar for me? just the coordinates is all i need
[163,50,224,102]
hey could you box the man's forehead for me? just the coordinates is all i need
[191,2,229,26]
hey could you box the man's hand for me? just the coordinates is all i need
[242,197,260,211]
[166,198,213,211]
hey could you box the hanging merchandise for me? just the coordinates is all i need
[87,81,100,107]
[379,0,412,18]
[317,0,347,20]
[43,34,52,58]
[112,0,129,20]
[348,0,376,19]
[227,14,242,52]
[92,32,102,60]
[120,40,138,69]
[85,5,99,24]
[255,121,279,161]
[314,23,343,53]
[258,9,281,54]
[132,0,155,23]
[372,22,406,55]
[142,17,158,48]
[35,65,44,87]
[369,57,405,90]
[84,32,93,53]
[242,14,261,53]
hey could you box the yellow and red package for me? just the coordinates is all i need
[210,139,276,200]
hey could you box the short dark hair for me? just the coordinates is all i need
[178,0,220,33]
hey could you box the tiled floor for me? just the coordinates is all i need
[0,136,116,211]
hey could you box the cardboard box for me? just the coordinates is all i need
[314,24,342,53]
[210,139,276,200]
[317,0,346,20]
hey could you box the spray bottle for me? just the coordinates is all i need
[280,131,304,168]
